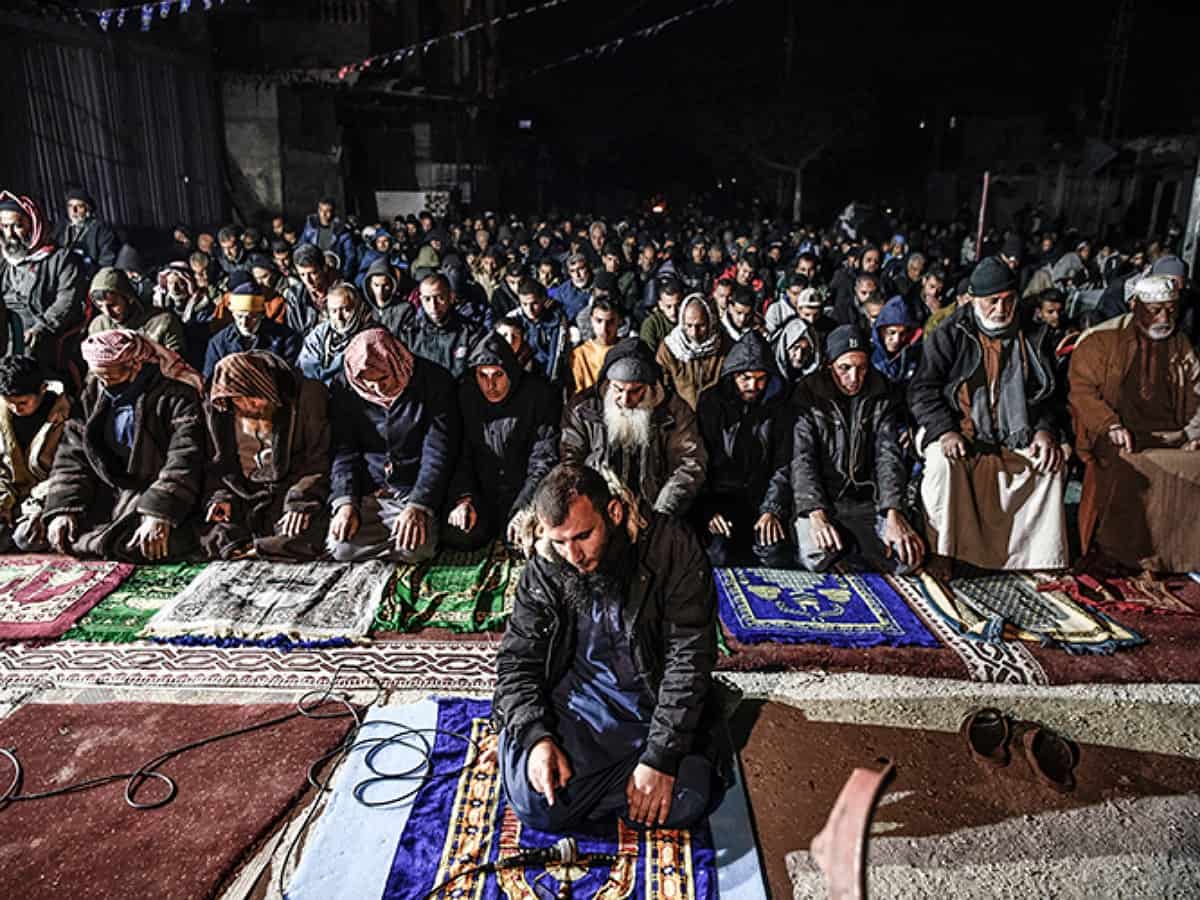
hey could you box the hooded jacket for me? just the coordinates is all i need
[0,388,70,516]
[449,333,561,522]
[560,340,708,515]
[359,257,414,337]
[908,304,1059,452]
[42,365,206,536]
[791,366,907,517]
[696,332,792,517]
[870,296,921,386]
[505,304,570,384]
[89,296,186,355]
[655,297,728,410]
[204,354,330,523]
[772,317,822,386]
[299,216,357,279]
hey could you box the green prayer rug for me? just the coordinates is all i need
[373,542,521,634]
[63,563,207,643]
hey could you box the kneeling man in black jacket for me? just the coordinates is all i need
[493,463,720,833]
[791,325,925,573]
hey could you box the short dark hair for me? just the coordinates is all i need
[533,464,612,528]
[713,276,735,293]
[0,356,46,397]
[419,273,451,294]
[854,272,879,289]
[590,297,622,318]
[517,277,545,298]
[318,196,336,209]
[1037,288,1066,306]
[270,238,291,255]
[796,251,818,267]
[495,316,526,336]
[217,225,242,243]
[657,276,683,300]
[730,286,757,309]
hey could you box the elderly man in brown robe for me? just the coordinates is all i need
[1069,274,1200,573]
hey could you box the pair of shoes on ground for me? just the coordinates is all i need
[960,707,1079,793]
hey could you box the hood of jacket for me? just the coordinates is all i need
[771,316,822,379]
[718,330,784,403]
[365,256,400,301]
[465,329,524,392]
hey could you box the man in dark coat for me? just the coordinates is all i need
[203,284,301,381]
[41,331,206,561]
[298,197,357,279]
[695,332,793,567]
[201,351,330,560]
[560,338,707,516]
[493,463,720,833]
[792,325,925,572]
[0,191,86,374]
[362,255,415,336]
[908,257,1068,570]
[54,187,118,273]
[326,329,460,563]
[444,332,560,550]
[401,273,485,378]
[504,278,570,385]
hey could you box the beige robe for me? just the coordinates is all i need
[1069,314,1200,571]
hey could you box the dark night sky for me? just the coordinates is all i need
[488,0,1200,210]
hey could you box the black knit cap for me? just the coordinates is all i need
[967,256,1018,296]
[825,325,870,363]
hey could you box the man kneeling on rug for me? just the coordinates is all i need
[40,330,207,561]
[792,325,925,573]
[493,464,722,832]
[201,351,331,560]
[1069,274,1200,572]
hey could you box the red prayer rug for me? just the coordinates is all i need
[0,555,132,640]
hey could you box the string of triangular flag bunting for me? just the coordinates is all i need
[336,0,574,80]
[94,0,250,33]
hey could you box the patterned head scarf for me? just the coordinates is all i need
[663,293,722,363]
[0,191,54,260]
[81,329,203,395]
[209,351,284,411]
[343,328,415,408]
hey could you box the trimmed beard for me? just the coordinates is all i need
[603,386,654,451]
[1142,322,1176,342]
[2,239,29,264]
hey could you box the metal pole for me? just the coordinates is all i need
[975,170,990,262]
[1181,151,1200,275]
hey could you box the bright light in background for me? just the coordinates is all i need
[949,115,958,129]
[651,203,665,214]
[517,119,533,130]
[919,120,927,129]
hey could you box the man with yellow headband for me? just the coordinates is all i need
[203,279,301,381]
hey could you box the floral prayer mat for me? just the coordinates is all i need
[62,562,207,643]
[0,555,132,641]
[373,541,521,634]
[714,567,940,649]
[1037,570,1200,617]
[288,698,720,900]
[143,560,393,645]
[921,571,1144,655]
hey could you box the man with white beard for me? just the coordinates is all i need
[1070,274,1200,572]
[0,192,86,372]
[560,338,707,515]
[909,257,1068,570]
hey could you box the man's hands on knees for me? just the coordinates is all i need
[1027,429,1065,474]
[527,737,572,807]
[809,509,842,554]
[277,510,311,537]
[939,430,968,461]
[448,497,477,534]
[48,514,77,553]
[392,505,430,552]
[706,513,733,538]
[626,763,676,827]
[1108,423,1135,454]
[328,505,360,543]
[883,508,924,569]
[754,512,785,546]
[126,515,171,561]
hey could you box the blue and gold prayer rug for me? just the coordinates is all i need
[714,568,940,649]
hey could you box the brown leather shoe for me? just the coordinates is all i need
[1020,725,1079,793]
[960,707,1011,768]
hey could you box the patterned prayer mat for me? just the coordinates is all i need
[920,571,1144,655]
[1038,571,1200,617]
[0,701,350,900]
[143,560,393,645]
[63,562,207,643]
[373,542,521,634]
[289,698,735,900]
[715,567,939,649]
[0,640,498,692]
[0,556,132,641]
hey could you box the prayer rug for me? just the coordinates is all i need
[0,700,350,900]
[0,640,498,693]
[920,571,1144,655]
[289,697,726,900]
[1037,571,1200,617]
[715,567,939,649]
[143,560,393,644]
[373,542,521,634]
[0,555,132,641]
[62,562,207,643]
